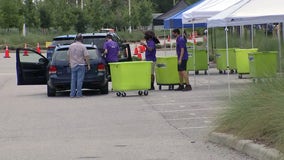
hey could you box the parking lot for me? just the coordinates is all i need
[0,51,255,160]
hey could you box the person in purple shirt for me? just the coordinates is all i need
[103,34,119,80]
[172,28,192,91]
[141,30,159,90]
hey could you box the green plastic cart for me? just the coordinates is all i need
[187,49,208,74]
[248,51,277,79]
[110,61,152,97]
[235,48,258,78]
[215,48,237,74]
[155,56,180,90]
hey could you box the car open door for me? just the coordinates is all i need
[16,48,49,85]
[118,43,132,62]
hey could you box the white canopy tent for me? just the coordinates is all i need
[207,0,283,73]
[182,0,244,24]
[207,0,284,27]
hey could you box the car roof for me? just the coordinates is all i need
[53,32,118,39]
[54,44,98,50]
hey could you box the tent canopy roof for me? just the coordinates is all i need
[153,0,189,26]
[182,0,243,24]
[164,0,207,29]
[207,0,284,27]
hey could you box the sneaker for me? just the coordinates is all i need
[175,85,184,91]
[183,85,192,91]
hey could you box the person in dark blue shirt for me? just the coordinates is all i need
[172,29,192,91]
[103,34,119,80]
[141,30,159,90]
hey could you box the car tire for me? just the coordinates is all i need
[100,82,109,94]
[47,85,56,97]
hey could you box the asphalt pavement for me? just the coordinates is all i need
[0,50,258,160]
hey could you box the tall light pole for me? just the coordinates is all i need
[128,0,132,33]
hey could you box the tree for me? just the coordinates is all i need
[22,0,38,28]
[73,8,89,33]
[0,0,22,30]
[38,6,51,33]
[137,0,153,28]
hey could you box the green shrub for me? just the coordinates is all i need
[215,78,284,152]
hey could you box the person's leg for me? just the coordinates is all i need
[150,62,155,90]
[76,65,86,97]
[70,66,78,97]
[175,63,185,90]
[182,71,192,91]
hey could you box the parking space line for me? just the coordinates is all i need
[165,116,216,121]
[143,100,225,106]
[0,73,15,76]
[178,126,216,130]
[157,107,226,113]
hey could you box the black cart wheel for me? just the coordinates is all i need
[116,92,121,97]
[204,70,208,75]
[144,90,149,96]
[138,90,143,96]
[159,85,162,90]
[238,74,243,79]
[195,70,199,75]
[121,92,126,97]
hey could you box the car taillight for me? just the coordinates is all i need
[97,63,105,71]
[49,65,57,74]
[47,46,55,50]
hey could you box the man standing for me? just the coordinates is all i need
[172,29,192,91]
[103,34,119,80]
[68,33,90,98]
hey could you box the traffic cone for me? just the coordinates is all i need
[23,43,29,56]
[4,45,10,58]
[36,43,41,54]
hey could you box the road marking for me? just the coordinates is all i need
[178,126,216,130]
[166,116,216,121]
[157,107,226,113]
[144,99,225,106]
[0,73,15,76]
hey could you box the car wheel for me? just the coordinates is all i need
[100,82,109,94]
[47,85,56,97]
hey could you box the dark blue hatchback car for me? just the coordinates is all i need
[16,44,109,97]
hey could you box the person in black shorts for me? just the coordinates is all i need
[172,29,192,91]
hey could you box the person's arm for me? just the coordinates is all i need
[83,47,91,70]
[85,55,91,70]
[141,41,154,51]
[179,48,184,64]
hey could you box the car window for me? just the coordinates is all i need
[52,39,75,46]
[83,37,105,49]
[19,51,42,63]
[53,48,99,61]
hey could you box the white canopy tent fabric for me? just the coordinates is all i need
[182,0,244,24]
[207,0,284,27]
[207,0,283,76]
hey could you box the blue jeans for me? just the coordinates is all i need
[70,65,85,97]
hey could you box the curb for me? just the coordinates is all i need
[208,132,284,160]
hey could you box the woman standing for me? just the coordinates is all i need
[141,30,159,90]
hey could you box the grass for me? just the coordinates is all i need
[214,78,284,153]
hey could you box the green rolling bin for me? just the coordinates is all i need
[110,61,152,97]
[215,48,236,74]
[235,48,258,79]
[155,56,180,90]
[187,49,208,74]
[248,51,277,79]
